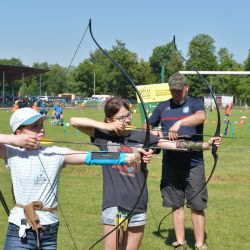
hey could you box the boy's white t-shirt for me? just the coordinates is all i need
[6,145,68,226]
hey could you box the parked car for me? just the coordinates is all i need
[83,97,91,103]
[71,96,85,105]
[38,96,49,102]
[89,97,105,103]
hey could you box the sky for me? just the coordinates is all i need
[1,0,250,68]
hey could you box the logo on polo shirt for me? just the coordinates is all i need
[183,106,190,113]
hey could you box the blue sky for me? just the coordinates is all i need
[1,0,250,67]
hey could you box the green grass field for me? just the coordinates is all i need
[0,105,250,249]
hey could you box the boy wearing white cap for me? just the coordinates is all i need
[0,107,153,250]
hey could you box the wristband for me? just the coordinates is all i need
[85,151,126,165]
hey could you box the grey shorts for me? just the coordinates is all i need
[161,165,208,210]
[102,206,147,227]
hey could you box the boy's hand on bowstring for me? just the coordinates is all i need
[14,134,40,149]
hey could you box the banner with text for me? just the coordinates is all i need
[136,83,171,125]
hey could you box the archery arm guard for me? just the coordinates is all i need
[85,151,126,165]
[176,140,203,151]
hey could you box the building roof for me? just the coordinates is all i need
[0,64,49,82]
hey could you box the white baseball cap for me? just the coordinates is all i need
[10,107,49,133]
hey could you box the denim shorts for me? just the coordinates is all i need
[4,222,59,250]
[102,206,147,227]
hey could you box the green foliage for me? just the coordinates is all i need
[187,34,217,70]
[244,49,250,70]
[0,57,23,66]
[45,64,68,95]
[236,77,250,101]
[149,42,183,82]
[185,34,218,97]
[217,47,236,70]
[74,40,156,100]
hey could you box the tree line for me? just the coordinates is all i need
[1,33,250,104]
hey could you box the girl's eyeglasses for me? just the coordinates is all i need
[112,111,133,123]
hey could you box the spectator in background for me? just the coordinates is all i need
[23,96,30,107]
[17,97,23,108]
[81,101,85,111]
[11,101,19,112]
[224,104,232,123]
[39,101,47,115]
[32,102,39,111]
[52,102,64,126]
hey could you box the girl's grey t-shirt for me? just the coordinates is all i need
[92,129,159,213]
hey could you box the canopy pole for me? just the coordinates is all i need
[22,73,24,98]
[39,74,42,95]
[2,71,5,103]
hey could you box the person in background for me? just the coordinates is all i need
[224,104,231,123]
[11,101,19,112]
[39,101,47,115]
[145,72,209,250]
[0,107,152,250]
[23,96,30,107]
[32,102,39,111]
[17,97,23,108]
[81,101,85,111]
[52,102,64,126]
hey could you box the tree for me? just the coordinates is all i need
[45,64,67,95]
[186,34,218,97]
[214,48,243,95]
[217,48,236,70]
[244,49,250,71]
[241,49,250,104]
[74,60,97,97]
[149,43,183,83]
[236,77,250,105]
[0,57,23,66]
[74,40,156,99]
[108,40,143,99]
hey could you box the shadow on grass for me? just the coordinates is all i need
[153,227,207,249]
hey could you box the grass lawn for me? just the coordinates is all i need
[0,105,250,249]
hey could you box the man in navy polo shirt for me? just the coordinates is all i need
[147,73,208,250]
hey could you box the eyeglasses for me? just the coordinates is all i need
[112,111,133,123]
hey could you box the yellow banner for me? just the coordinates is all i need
[136,83,171,103]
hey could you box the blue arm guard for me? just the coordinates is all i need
[85,151,126,165]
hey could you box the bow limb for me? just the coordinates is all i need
[88,19,151,249]
[0,190,10,216]
[88,19,150,151]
